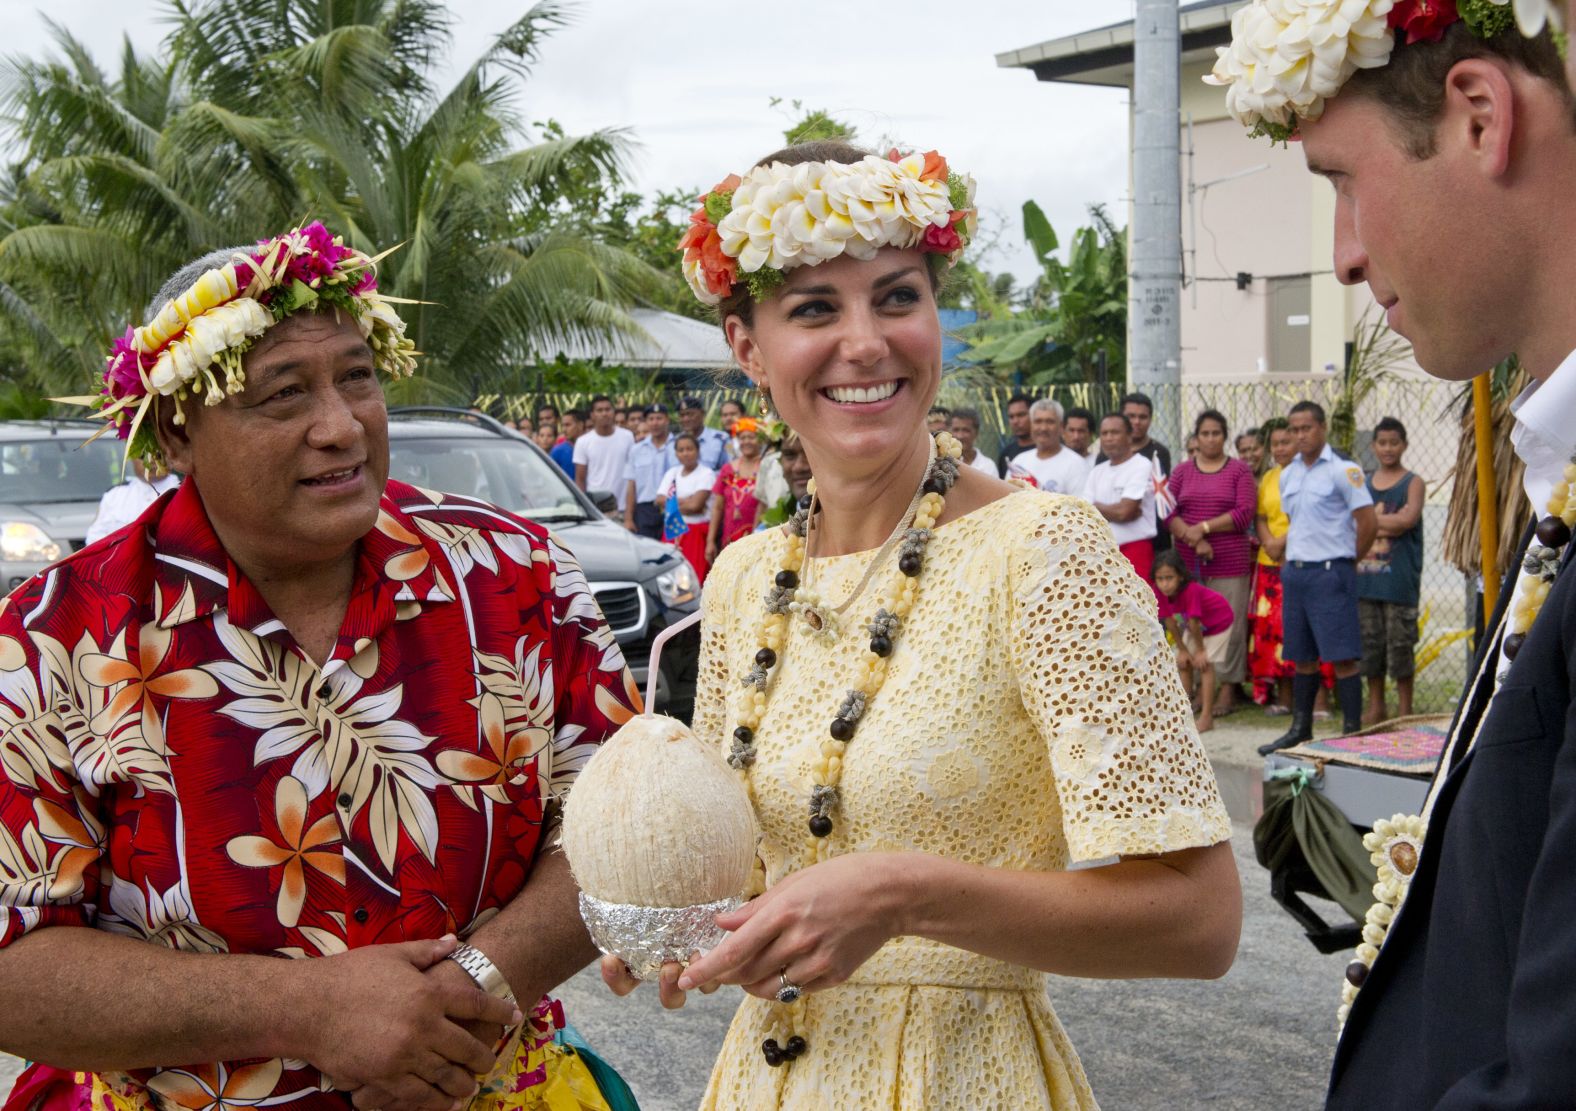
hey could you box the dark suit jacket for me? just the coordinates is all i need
[1328,528,1576,1108]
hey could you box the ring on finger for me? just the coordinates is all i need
[775,968,803,1005]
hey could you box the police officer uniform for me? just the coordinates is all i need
[624,404,680,539]
[1260,443,1373,751]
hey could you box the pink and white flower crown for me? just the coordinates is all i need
[60,221,417,465]
[678,150,978,306]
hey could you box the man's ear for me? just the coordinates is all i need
[153,397,197,477]
[1441,58,1517,179]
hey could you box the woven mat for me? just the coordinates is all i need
[1281,715,1451,776]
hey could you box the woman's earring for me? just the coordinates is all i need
[758,385,773,419]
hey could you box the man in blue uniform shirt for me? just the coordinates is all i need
[1260,399,1376,752]
[678,395,730,472]
[623,402,679,538]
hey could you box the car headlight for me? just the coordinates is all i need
[2,522,62,564]
[654,558,699,608]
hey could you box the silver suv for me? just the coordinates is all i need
[1,420,125,594]
[386,408,701,717]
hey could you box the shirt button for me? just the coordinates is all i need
[338,793,352,810]
[353,907,369,924]
[316,682,332,701]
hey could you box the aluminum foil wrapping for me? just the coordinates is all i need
[579,892,742,980]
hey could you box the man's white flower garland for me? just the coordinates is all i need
[1207,0,1567,141]
[1205,0,1398,137]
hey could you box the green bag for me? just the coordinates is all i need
[1254,770,1375,923]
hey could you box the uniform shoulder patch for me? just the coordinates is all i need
[1346,466,1364,487]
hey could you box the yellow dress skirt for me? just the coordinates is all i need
[690,491,1232,1110]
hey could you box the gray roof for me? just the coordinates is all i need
[996,1,1246,87]
[543,308,733,371]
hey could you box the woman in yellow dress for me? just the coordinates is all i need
[603,141,1240,1109]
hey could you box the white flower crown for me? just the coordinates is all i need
[1206,0,1565,140]
[678,151,977,306]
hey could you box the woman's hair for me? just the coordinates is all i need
[714,139,946,327]
[1194,408,1228,437]
[1153,549,1191,587]
[1262,415,1290,440]
[673,431,699,450]
[1235,428,1263,448]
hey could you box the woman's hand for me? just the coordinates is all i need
[1191,650,1210,674]
[1181,522,1205,547]
[676,854,906,1000]
[706,537,720,563]
[1194,538,1215,562]
[1266,534,1286,561]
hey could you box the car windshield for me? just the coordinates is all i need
[1,436,126,504]
[388,435,590,522]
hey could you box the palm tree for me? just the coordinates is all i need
[0,0,665,403]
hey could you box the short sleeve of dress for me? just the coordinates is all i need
[690,536,762,752]
[1005,494,1232,862]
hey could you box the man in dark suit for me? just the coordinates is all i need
[1211,3,1576,1106]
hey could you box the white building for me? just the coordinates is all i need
[998,1,1416,384]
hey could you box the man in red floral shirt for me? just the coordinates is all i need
[0,227,638,1111]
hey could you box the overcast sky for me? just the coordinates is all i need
[3,0,1137,284]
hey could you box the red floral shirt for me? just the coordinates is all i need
[0,479,638,1107]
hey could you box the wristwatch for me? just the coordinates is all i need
[446,942,517,1006]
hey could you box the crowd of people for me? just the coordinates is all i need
[486,394,796,584]
[980,391,1424,738]
[3,5,1570,1109]
[497,386,1426,742]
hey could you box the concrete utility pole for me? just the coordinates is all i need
[1130,0,1183,456]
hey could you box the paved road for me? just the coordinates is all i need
[4,822,1348,1110]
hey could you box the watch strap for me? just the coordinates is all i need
[447,942,516,1005]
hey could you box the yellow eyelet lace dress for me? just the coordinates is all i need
[693,490,1231,1110]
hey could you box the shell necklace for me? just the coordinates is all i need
[723,431,963,1070]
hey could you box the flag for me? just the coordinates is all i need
[1151,455,1175,520]
[662,489,686,543]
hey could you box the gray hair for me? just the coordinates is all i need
[145,246,251,320]
[1029,398,1064,422]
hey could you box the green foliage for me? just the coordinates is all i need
[0,382,52,419]
[1458,0,1516,38]
[1329,304,1413,457]
[1247,119,1298,146]
[770,99,855,147]
[0,1,668,401]
[958,201,1127,387]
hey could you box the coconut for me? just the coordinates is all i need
[561,712,757,976]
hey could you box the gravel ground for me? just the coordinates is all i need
[2,710,1350,1110]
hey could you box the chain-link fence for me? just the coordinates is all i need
[495,375,1496,714]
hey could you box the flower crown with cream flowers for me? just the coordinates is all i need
[1206,0,1567,143]
[678,150,978,306]
[61,221,418,466]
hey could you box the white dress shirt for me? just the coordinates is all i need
[85,474,181,546]
[1498,347,1576,676]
